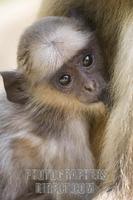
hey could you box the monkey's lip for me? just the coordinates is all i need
[79,97,101,105]
[79,94,109,106]
[89,99,105,105]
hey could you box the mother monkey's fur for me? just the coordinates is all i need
[39,0,133,199]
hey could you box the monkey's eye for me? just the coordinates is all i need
[59,75,71,86]
[83,54,93,67]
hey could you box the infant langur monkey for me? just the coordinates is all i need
[0,16,107,200]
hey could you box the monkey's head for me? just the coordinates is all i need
[1,17,108,113]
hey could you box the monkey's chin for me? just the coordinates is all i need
[78,99,107,114]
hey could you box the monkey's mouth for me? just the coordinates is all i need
[82,88,110,106]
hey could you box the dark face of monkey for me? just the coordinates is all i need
[50,44,106,105]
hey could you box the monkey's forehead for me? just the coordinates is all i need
[18,17,91,78]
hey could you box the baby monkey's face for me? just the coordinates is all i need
[17,16,108,107]
[49,44,107,105]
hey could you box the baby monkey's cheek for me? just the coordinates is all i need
[73,73,108,105]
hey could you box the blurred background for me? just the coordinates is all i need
[0,0,41,70]
[0,0,41,89]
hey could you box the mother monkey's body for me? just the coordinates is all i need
[39,0,133,199]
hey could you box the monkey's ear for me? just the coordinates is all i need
[0,71,29,104]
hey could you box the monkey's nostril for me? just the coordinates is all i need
[84,80,96,92]
[84,86,93,92]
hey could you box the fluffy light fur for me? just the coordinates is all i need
[17,17,91,82]
[0,94,95,200]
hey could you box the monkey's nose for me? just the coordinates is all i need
[84,80,96,92]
